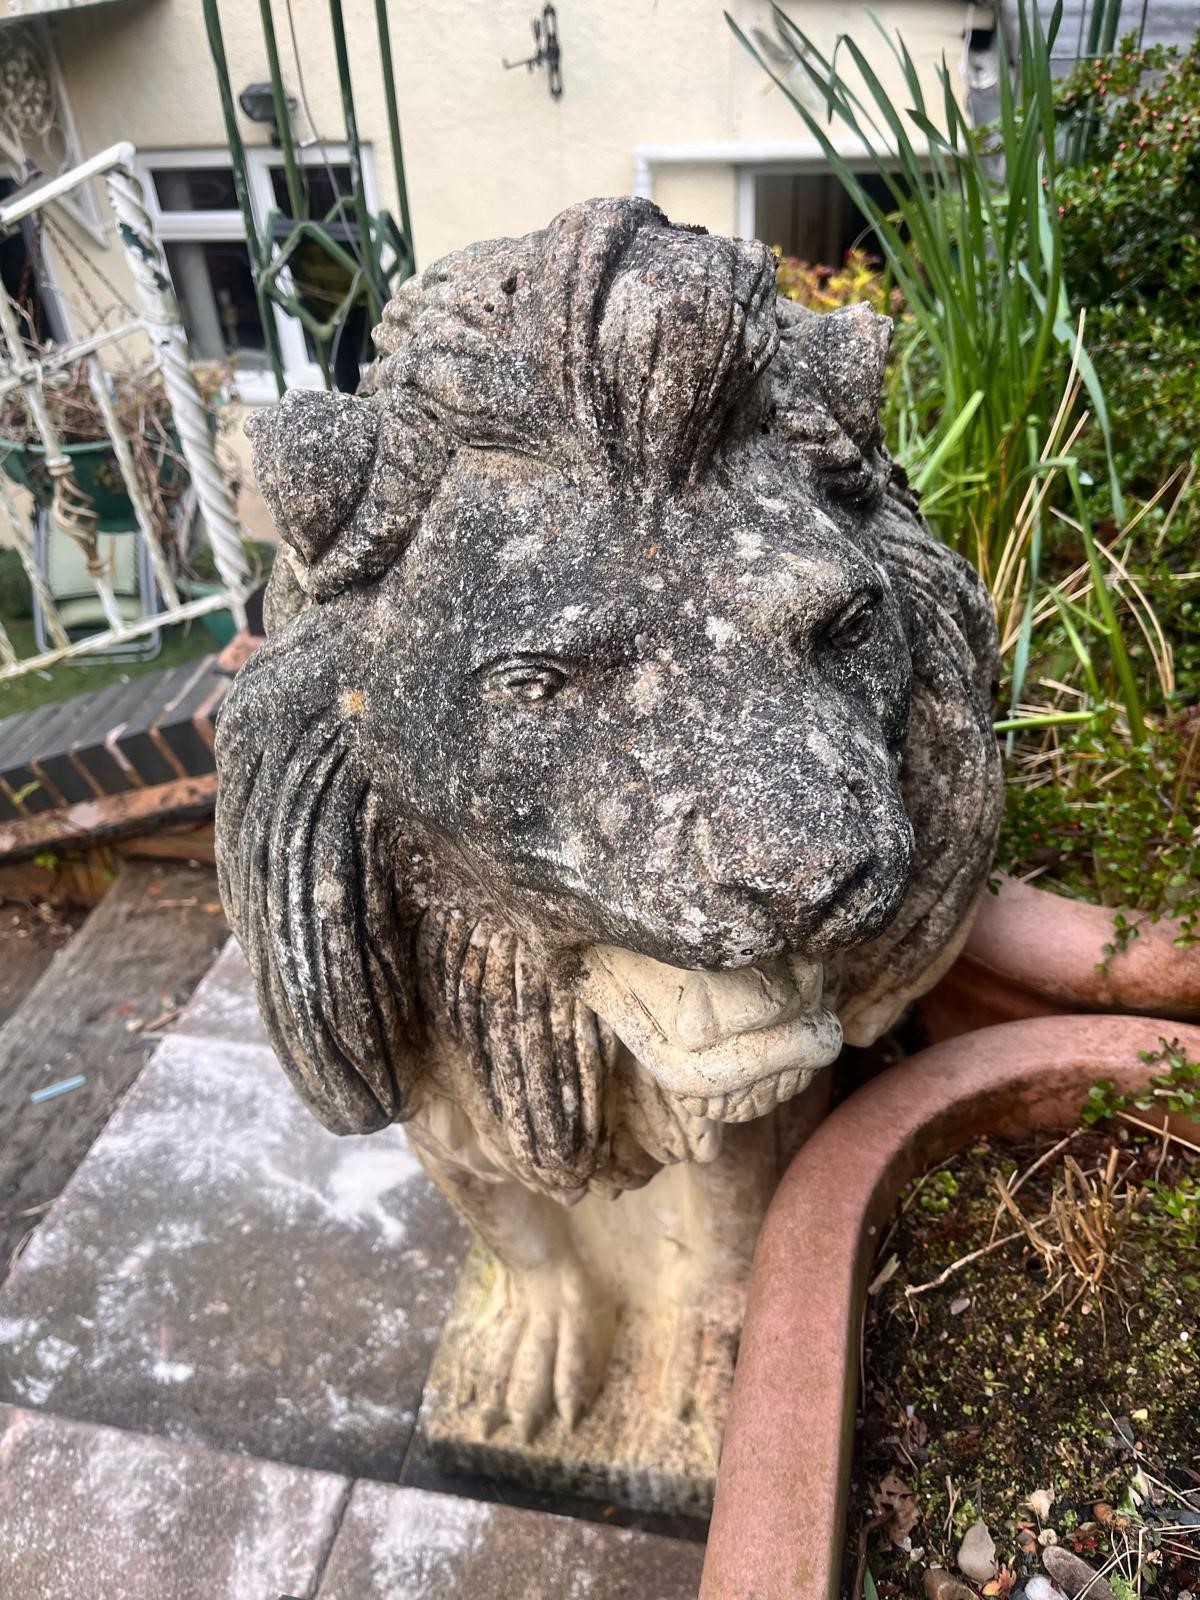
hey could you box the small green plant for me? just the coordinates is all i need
[1082,1040,1200,1125]
[1000,713,1198,949]
[1148,1171,1200,1233]
[919,1169,960,1216]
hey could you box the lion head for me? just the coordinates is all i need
[216,197,1001,1198]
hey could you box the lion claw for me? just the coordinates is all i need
[461,1264,614,1442]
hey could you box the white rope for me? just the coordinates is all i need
[103,156,250,625]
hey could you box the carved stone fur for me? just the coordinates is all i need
[216,197,1002,1441]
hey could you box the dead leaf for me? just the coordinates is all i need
[1023,1488,1056,1521]
[874,1470,920,1544]
[1093,1502,1131,1532]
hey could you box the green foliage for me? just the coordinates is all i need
[1053,37,1200,698]
[773,247,900,315]
[1082,1040,1200,1124]
[1148,1171,1200,1232]
[1000,714,1199,942]
[728,0,1123,578]
[1056,39,1200,309]
[918,1169,960,1216]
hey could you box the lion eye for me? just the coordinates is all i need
[825,593,879,652]
[479,657,569,704]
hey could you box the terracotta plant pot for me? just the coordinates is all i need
[919,875,1200,1041]
[700,1012,1200,1600]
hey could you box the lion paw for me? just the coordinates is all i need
[460,1262,615,1443]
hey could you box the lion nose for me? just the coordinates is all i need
[690,805,877,950]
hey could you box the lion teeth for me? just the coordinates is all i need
[680,1063,818,1124]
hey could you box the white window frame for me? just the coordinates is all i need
[136,143,382,402]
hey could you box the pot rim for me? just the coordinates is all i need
[960,873,1198,1016]
[701,1012,1200,1600]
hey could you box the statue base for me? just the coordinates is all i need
[416,1083,830,1518]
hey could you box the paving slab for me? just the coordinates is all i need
[0,860,228,1265]
[0,942,468,1479]
[317,1480,705,1600]
[169,932,269,1047]
[0,1402,348,1600]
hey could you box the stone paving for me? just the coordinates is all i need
[0,939,706,1597]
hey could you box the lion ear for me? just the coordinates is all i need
[246,390,380,566]
[809,302,892,454]
[247,389,447,601]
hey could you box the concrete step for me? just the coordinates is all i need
[0,937,709,1595]
[0,1402,348,1600]
[0,859,228,1269]
[0,656,228,822]
[317,1479,705,1598]
[0,939,469,1480]
[0,1403,705,1600]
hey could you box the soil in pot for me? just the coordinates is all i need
[842,1048,1200,1600]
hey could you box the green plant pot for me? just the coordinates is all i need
[188,579,238,648]
[0,435,185,533]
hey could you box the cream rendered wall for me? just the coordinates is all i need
[27,0,967,537]
[49,0,970,268]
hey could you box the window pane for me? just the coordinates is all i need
[268,163,353,220]
[754,170,905,264]
[164,241,265,365]
[152,167,239,213]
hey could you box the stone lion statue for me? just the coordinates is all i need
[216,197,1001,1453]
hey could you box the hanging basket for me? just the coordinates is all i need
[0,435,187,533]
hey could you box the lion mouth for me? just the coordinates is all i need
[575,945,843,1122]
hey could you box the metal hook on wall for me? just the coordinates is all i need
[502,3,563,100]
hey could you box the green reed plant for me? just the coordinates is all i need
[731,1,1145,739]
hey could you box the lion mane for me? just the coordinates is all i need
[216,197,1001,1200]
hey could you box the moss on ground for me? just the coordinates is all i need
[843,1125,1200,1599]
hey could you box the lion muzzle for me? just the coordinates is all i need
[575,945,843,1123]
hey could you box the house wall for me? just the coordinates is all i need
[49,0,969,266]
[9,0,969,538]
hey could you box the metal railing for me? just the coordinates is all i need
[202,0,416,395]
[0,142,250,679]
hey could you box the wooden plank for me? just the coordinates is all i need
[0,774,217,864]
[0,859,228,1271]
[0,903,81,1028]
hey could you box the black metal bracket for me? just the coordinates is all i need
[502,3,563,100]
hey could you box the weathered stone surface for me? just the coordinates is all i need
[0,960,467,1477]
[317,1480,705,1599]
[1042,1546,1118,1600]
[215,198,1002,1475]
[419,1242,715,1517]
[0,1403,348,1600]
[958,1520,999,1583]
